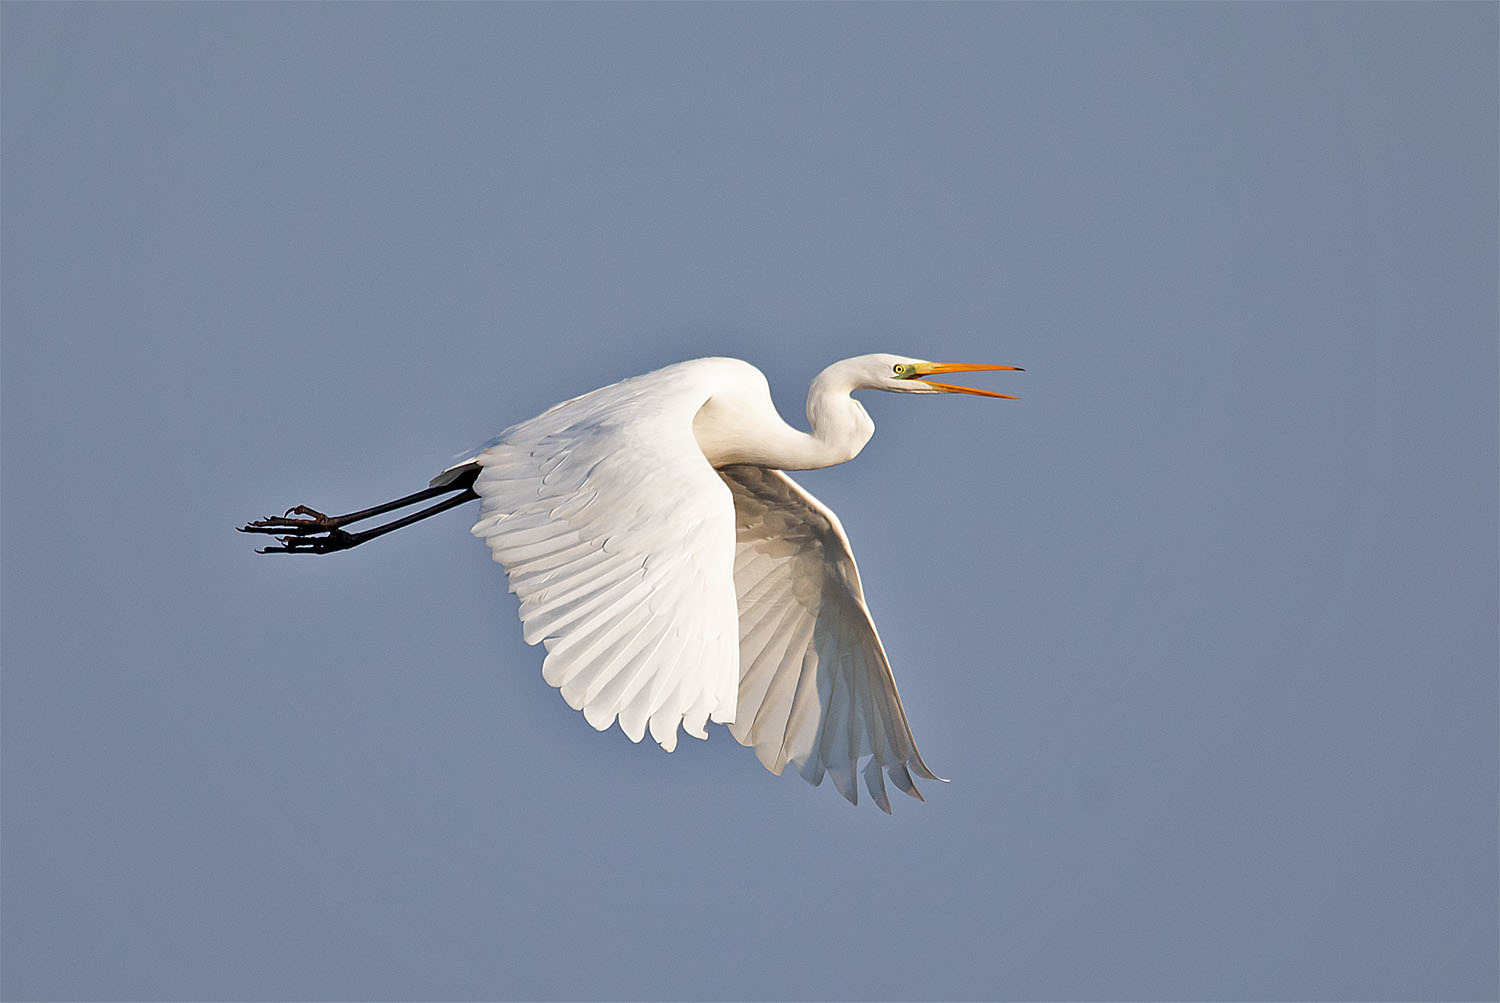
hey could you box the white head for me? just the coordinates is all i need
[832,353,1023,398]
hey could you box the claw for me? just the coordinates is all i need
[284,505,333,522]
[243,524,359,555]
[239,511,333,536]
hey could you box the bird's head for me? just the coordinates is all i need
[854,353,1023,398]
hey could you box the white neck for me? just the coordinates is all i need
[693,358,876,471]
[794,361,876,469]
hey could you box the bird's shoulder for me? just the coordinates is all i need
[438,358,772,483]
[542,358,764,421]
[619,357,770,406]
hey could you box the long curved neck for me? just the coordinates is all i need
[741,362,875,470]
[793,363,876,469]
[694,360,876,471]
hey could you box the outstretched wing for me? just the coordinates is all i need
[718,464,940,812]
[464,375,740,753]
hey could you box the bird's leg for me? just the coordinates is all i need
[240,467,480,555]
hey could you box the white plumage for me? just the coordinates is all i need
[719,463,934,812]
[244,354,1020,811]
[466,362,744,754]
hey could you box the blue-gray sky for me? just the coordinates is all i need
[3,4,1495,1000]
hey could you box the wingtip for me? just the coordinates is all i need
[910,756,944,783]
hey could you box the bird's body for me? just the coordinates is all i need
[243,354,1020,811]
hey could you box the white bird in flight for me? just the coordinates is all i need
[241,354,1021,811]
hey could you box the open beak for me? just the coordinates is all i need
[911,362,1024,399]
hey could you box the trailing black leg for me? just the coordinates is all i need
[239,465,481,554]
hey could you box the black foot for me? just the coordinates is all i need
[238,509,358,554]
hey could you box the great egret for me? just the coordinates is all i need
[241,354,1021,811]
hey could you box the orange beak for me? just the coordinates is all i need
[911,362,1024,399]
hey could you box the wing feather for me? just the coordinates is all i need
[467,366,739,752]
[744,607,819,761]
[718,464,940,811]
[736,601,809,745]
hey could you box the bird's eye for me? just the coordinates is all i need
[892,363,907,376]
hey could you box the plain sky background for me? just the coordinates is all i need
[3,4,1495,1001]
